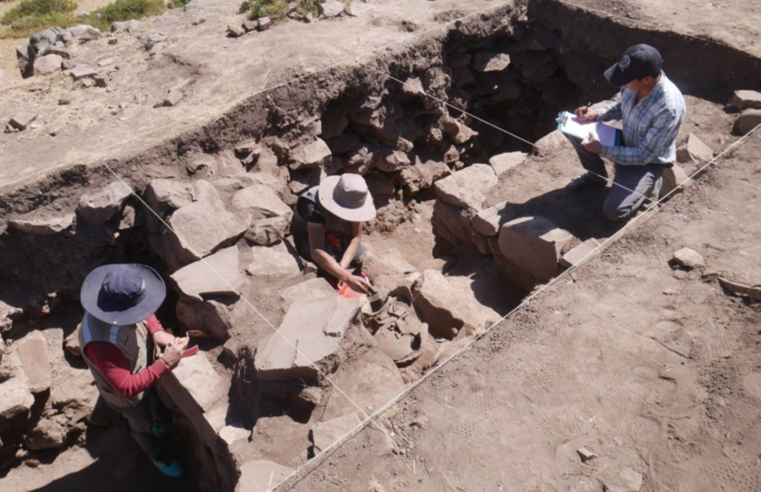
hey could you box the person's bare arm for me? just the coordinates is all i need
[308,222,371,293]
[339,222,363,270]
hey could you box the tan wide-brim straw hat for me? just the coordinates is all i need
[319,174,377,222]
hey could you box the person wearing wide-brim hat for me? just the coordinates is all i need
[79,264,189,477]
[292,173,376,293]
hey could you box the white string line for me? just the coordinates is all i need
[0,0,516,192]
[269,123,761,491]
[97,166,398,444]
[556,0,754,54]
[360,62,658,203]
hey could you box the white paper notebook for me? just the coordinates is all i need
[557,111,622,147]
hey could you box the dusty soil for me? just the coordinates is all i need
[287,132,761,492]
[1,0,760,192]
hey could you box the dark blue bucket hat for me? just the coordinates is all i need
[80,264,166,325]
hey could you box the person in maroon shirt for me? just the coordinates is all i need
[79,264,189,477]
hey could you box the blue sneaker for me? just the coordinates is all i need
[152,424,174,438]
[150,457,185,478]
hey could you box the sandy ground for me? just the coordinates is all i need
[287,131,761,492]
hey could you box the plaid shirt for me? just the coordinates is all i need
[597,72,686,166]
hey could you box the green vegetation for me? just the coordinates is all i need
[0,0,78,38]
[245,0,288,21]
[167,0,192,9]
[85,0,165,31]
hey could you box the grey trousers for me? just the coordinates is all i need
[565,134,664,222]
[111,388,171,459]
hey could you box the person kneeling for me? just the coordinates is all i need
[292,173,376,294]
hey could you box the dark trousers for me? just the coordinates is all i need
[111,389,171,459]
[565,133,664,221]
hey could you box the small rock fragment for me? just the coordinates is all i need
[576,447,596,463]
[731,90,761,110]
[472,52,511,72]
[319,0,345,17]
[676,133,713,164]
[242,20,258,32]
[672,247,705,270]
[227,25,245,37]
[7,113,38,131]
[58,93,72,105]
[257,17,272,31]
[157,89,183,107]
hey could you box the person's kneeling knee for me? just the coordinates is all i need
[603,202,632,222]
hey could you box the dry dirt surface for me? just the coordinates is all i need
[286,131,761,492]
[1,0,760,191]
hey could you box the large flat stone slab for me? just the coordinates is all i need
[9,213,75,235]
[434,164,497,210]
[498,216,574,283]
[312,412,361,453]
[230,184,293,225]
[247,244,301,281]
[168,201,247,264]
[16,331,52,394]
[172,351,227,412]
[255,296,362,381]
[236,460,294,492]
[279,278,337,308]
[171,246,243,301]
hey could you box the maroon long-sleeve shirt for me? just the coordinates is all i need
[84,314,169,399]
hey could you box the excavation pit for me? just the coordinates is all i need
[1,1,760,490]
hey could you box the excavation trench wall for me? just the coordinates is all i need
[1,0,761,490]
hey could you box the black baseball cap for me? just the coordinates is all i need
[604,44,663,86]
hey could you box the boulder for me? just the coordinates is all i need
[227,25,245,37]
[318,0,344,17]
[219,425,250,445]
[471,202,514,237]
[33,54,62,76]
[171,246,243,301]
[321,110,349,140]
[64,325,82,357]
[230,184,293,226]
[676,133,713,165]
[255,296,363,381]
[289,138,332,170]
[245,216,289,246]
[25,419,66,450]
[167,201,247,265]
[731,90,761,110]
[734,109,761,135]
[9,213,75,235]
[236,460,293,492]
[279,278,337,308]
[7,112,37,131]
[399,76,425,100]
[432,198,492,255]
[312,412,361,453]
[411,270,466,339]
[247,244,301,281]
[0,300,23,333]
[488,151,527,176]
[145,179,191,216]
[77,181,132,224]
[377,150,411,172]
[172,352,227,412]
[176,297,236,340]
[603,468,643,492]
[257,17,272,31]
[0,376,34,419]
[434,164,497,210]
[672,247,705,270]
[560,238,601,268]
[16,332,51,394]
[472,52,511,72]
[50,366,99,421]
[16,44,35,78]
[534,129,573,156]
[660,163,690,197]
[498,216,574,282]
[110,20,139,33]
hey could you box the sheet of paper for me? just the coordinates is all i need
[557,111,620,146]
